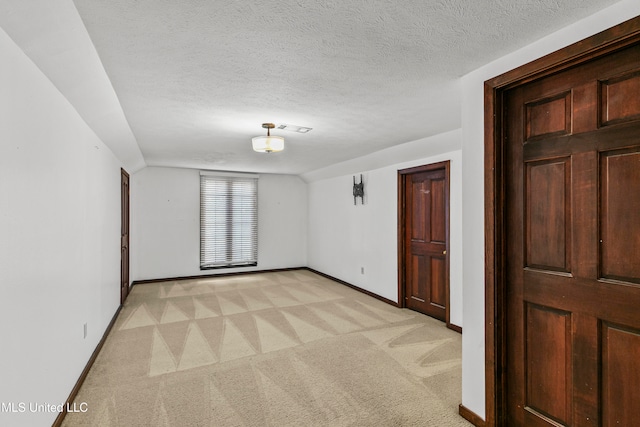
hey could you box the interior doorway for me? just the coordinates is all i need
[485,17,640,426]
[398,161,451,326]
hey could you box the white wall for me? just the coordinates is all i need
[459,1,640,419]
[0,26,122,427]
[306,129,463,327]
[131,167,307,280]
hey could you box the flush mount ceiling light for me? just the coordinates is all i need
[252,123,284,153]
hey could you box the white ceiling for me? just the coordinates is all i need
[0,0,621,175]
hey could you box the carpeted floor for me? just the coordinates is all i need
[62,270,471,426]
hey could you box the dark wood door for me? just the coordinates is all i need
[504,43,640,426]
[121,168,130,304]
[400,162,449,322]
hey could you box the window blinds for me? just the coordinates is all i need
[200,173,258,269]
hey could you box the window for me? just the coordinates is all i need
[200,172,258,269]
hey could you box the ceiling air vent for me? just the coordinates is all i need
[276,124,313,133]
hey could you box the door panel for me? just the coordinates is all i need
[430,178,446,243]
[600,149,640,283]
[400,163,450,322]
[410,254,428,302]
[600,70,640,126]
[525,304,572,426]
[602,324,640,427]
[410,178,428,243]
[505,43,640,426]
[525,158,571,272]
[429,257,446,307]
[525,92,572,140]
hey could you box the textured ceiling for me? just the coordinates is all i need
[2,0,622,175]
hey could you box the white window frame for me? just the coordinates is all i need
[199,171,258,269]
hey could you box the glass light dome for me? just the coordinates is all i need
[252,134,284,153]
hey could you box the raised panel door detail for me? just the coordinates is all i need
[600,70,640,126]
[410,254,427,302]
[525,304,572,426]
[526,158,571,272]
[410,180,428,243]
[526,92,572,141]
[430,257,446,308]
[600,149,640,284]
[601,323,640,427]
[430,178,446,243]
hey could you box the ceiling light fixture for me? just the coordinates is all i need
[252,123,284,153]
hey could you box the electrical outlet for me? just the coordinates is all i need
[361,267,365,275]
[83,323,87,339]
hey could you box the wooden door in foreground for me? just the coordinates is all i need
[504,43,640,426]
[400,162,450,322]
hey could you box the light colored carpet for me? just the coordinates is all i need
[62,270,471,426]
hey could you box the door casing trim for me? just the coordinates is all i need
[121,168,130,305]
[484,16,640,427]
